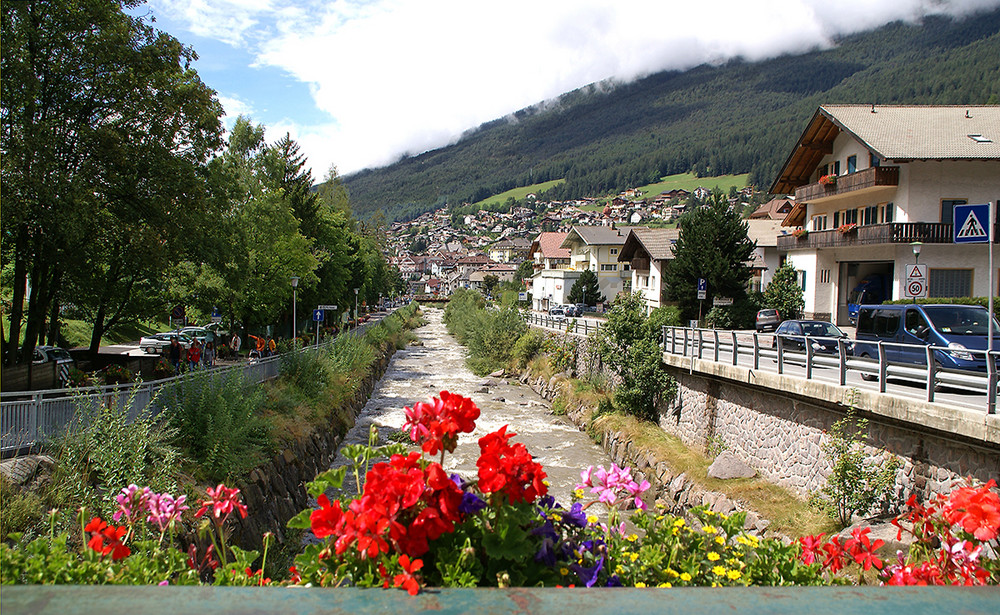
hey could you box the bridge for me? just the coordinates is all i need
[524,316,1000,502]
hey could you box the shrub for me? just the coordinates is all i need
[166,371,271,483]
[511,330,544,370]
[809,399,901,528]
[51,386,180,524]
[102,364,136,385]
[279,349,330,401]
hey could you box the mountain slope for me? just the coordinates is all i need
[343,10,1000,222]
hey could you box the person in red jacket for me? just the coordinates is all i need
[187,340,202,371]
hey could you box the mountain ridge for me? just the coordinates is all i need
[342,10,1000,222]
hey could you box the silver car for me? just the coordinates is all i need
[139,332,193,354]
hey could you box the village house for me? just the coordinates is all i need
[560,225,641,304]
[528,232,573,311]
[617,228,681,314]
[771,104,1000,324]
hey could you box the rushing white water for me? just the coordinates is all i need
[327,307,613,505]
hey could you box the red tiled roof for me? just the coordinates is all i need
[536,232,570,258]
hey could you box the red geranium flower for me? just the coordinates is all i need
[393,554,423,596]
[797,533,825,566]
[84,516,131,561]
[195,484,248,524]
[402,391,480,457]
[310,494,344,539]
[943,479,1000,542]
[477,426,548,504]
[821,536,845,573]
[845,527,884,571]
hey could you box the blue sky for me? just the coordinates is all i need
[140,0,1000,179]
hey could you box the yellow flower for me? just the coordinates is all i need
[736,536,752,547]
[727,569,742,580]
[627,534,638,542]
[635,582,647,588]
[551,513,562,522]
[702,525,717,534]
[712,566,726,576]
[574,488,585,499]
[629,553,639,563]
[615,565,624,575]
[673,519,685,527]
[680,572,692,582]
[666,569,679,577]
[587,515,599,524]
[560,568,569,576]
[658,582,671,588]
[706,552,721,562]
[714,536,725,545]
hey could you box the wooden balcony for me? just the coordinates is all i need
[795,166,899,203]
[631,257,650,273]
[777,222,969,251]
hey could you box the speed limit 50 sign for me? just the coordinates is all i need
[904,264,927,299]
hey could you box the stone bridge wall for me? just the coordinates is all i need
[662,366,1000,505]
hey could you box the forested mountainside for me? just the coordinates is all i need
[343,10,1000,222]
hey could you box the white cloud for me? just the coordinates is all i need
[217,94,256,125]
[152,0,1000,175]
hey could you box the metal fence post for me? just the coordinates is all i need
[838,339,847,386]
[925,346,935,403]
[878,342,888,393]
[731,331,738,366]
[752,333,760,370]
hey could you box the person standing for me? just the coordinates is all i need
[231,332,242,358]
[168,337,182,375]
[187,340,202,372]
[203,341,215,368]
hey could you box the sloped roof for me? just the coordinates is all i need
[560,225,644,249]
[771,105,1000,194]
[750,197,794,220]
[617,228,681,262]
[745,219,784,247]
[532,232,570,259]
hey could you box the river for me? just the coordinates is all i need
[325,306,613,506]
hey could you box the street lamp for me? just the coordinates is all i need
[291,276,300,341]
[354,287,359,328]
[910,242,922,304]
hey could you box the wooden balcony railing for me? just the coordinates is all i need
[776,222,971,251]
[795,166,899,202]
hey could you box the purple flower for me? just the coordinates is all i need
[570,555,604,588]
[113,484,152,523]
[563,502,587,528]
[459,491,487,515]
[147,492,189,532]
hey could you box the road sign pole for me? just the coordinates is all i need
[989,201,996,415]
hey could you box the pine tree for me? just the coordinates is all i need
[665,191,756,321]
[763,264,805,320]
[568,269,606,306]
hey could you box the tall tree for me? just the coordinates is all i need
[1,0,222,360]
[665,191,756,321]
[763,263,805,320]
[568,269,606,306]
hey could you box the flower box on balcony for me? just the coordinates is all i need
[837,223,858,235]
[792,228,808,239]
[818,174,837,188]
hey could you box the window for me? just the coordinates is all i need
[862,205,878,225]
[811,214,828,231]
[833,211,840,227]
[905,308,929,335]
[885,203,893,222]
[833,160,841,175]
[820,269,831,284]
[869,153,880,167]
[929,269,973,298]
[847,155,857,173]
[875,311,901,336]
[601,264,618,271]
[623,263,630,271]
[941,199,967,225]
[610,248,619,255]
[796,270,807,292]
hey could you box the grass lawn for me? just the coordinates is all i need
[3,315,167,350]
[472,178,565,208]
[636,172,750,199]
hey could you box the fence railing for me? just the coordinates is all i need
[525,312,604,336]
[661,326,998,413]
[0,314,392,457]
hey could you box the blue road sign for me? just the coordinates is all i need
[697,278,707,291]
[954,203,990,244]
[312,309,324,322]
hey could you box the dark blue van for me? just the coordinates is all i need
[853,304,999,373]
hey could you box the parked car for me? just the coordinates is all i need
[853,304,1000,379]
[772,320,849,354]
[755,309,781,332]
[139,332,193,355]
[33,345,74,366]
[179,326,210,344]
[564,305,581,317]
[548,307,566,320]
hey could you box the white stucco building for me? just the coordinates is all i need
[771,105,1000,324]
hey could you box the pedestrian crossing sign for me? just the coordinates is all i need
[954,203,990,243]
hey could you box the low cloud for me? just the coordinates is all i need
[150,0,1000,176]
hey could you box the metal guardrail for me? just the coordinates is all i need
[0,315,392,457]
[525,312,604,336]
[661,326,998,413]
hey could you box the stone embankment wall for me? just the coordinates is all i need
[228,346,396,551]
[663,369,1000,506]
[521,370,774,536]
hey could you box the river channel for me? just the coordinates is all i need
[325,306,613,505]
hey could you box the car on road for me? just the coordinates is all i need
[33,345,75,366]
[564,305,581,317]
[772,320,850,354]
[755,309,781,332]
[548,307,566,320]
[139,332,193,355]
